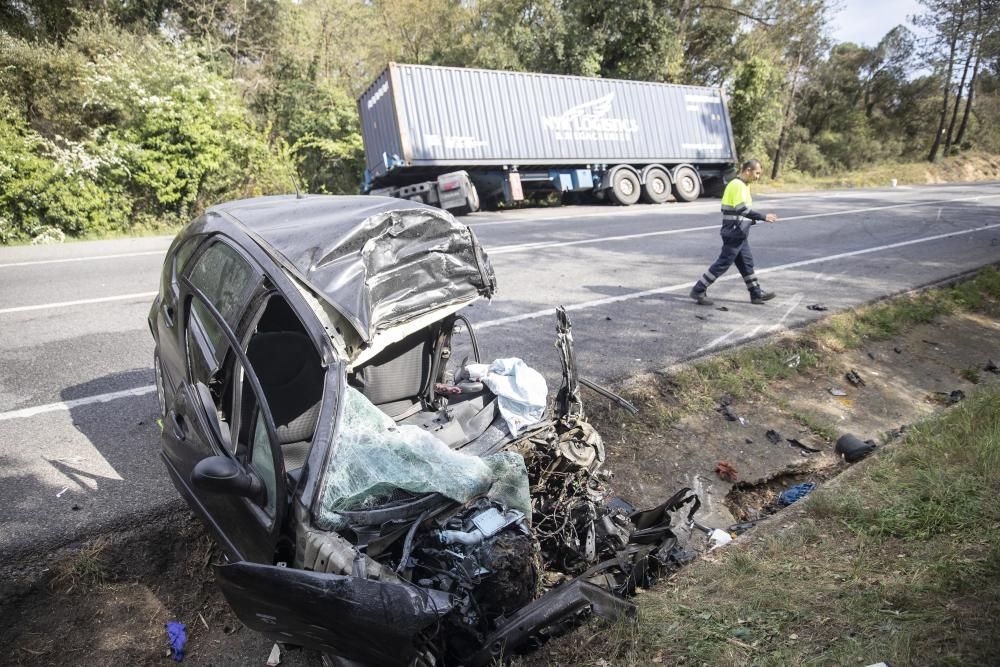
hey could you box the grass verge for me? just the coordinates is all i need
[586,267,1000,440]
[537,267,1000,667]
[585,383,1000,667]
[755,152,1000,192]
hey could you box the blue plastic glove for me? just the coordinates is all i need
[166,621,187,662]
[777,482,815,507]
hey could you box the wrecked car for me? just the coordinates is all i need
[148,195,701,665]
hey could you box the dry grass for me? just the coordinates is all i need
[755,152,1000,192]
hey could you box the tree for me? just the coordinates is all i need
[765,0,830,179]
[919,0,972,161]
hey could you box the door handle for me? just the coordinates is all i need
[161,302,175,327]
[169,411,187,441]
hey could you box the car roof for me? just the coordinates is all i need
[209,195,496,344]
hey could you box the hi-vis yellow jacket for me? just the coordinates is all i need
[720,178,766,238]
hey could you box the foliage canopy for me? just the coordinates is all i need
[1,0,998,242]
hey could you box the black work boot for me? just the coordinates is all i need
[689,288,714,306]
[750,289,776,305]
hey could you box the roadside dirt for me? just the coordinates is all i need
[1,311,997,666]
[594,311,999,529]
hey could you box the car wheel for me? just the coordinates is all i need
[673,166,702,202]
[153,352,166,418]
[608,169,641,206]
[640,167,671,204]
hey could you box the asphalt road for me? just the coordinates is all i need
[2,182,999,558]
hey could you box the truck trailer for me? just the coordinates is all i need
[358,63,738,213]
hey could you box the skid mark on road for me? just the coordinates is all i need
[695,293,804,355]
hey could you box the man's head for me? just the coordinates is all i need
[740,159,763,182]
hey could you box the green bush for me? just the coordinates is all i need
[0,96,130,243]
[0,23,295,242]
[254,68,364,195]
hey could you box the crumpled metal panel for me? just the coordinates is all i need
[213,195,496,343]
[215,561,453,665]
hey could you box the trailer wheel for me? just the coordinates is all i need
[450,184,481,216]
[640,167,671,204]
[673,166,701,202]
[609,169,641,206]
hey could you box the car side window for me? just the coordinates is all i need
[172,236,201,285]
[185,240,261,387]
[249,401,277,517]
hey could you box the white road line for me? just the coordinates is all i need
[490,223,717,254]
[0,249,167,269]
[0,291,158,315]
[476,221,1000,330]
[0,385,156,422]
[778,193,999,222]
[3,191,998,315]
[2,214,999,422]
[487,193,1000,256]
[469,200,719,226]
[470,185,1000,227]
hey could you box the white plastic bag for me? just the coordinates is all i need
[464,358,547,436]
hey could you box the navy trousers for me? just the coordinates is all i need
[693,234,761,295]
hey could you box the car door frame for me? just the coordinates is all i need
[161,235,289,563]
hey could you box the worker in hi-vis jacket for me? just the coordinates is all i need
[689,159,778,306]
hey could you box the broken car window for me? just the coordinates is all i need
[317,387,531,530]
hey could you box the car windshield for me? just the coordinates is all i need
[316,387,530,530]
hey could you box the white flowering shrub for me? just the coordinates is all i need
[0,24,294,242]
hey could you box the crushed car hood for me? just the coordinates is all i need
[212,195,496,344]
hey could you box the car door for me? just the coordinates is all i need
[160,237,287,563]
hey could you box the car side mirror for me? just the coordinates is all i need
[192,455,264,502]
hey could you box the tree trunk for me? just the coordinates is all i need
[771,53,802,180]
[928,27,960,162]
[955,47,981,147]
[955,0,985,149]
[944,45,973,155]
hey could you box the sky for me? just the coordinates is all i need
[829,0,925,46]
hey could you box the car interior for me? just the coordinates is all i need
[348,315,505,452]
[211,290,506,491]
[244,293,325,475]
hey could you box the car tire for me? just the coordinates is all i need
[673,166,702,202]
[608,169,641,206]
[640,167,671,204]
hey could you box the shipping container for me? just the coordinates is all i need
[358,63,738,211]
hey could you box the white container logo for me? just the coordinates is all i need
[542,94,639,142]
[367,81,389,110]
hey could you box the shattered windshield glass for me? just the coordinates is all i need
[317,388,531,529]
